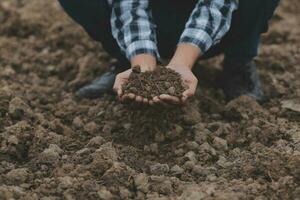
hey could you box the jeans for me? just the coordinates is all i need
[58,0,279,66]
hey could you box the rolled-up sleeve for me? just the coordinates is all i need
[111,0,160,59]
[179,0,238,54]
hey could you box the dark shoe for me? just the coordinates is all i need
[218,60,264,102]
[76,64,127,99]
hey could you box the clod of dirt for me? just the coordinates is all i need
[212,137,228,151]
[194,128,210,145]
[287,153,300,181]
[149,143,159,154]
[8,97,32,119]
[84,121,98,135]
[0,88,11,118]
[192,165,206,176]
[122,66,187,99]
[281,100,300,113]
[97,187,114,200]
[182,101,202,125]
[149,163,170,175]
[170,165,184,175]
[165,124,184,141]
[89,143,118,176]
[149,176,174,195]
[223,95,266,120]
[134,173,149,193]
[7,135,18,145]
[86,136,105,147]
[183,161,196,171]
[217,156,231,168]
[119,187,131,199]
[5,168,30,185]
[0,185,26,200]
[199,142,217,156]
[72,116,84,128]
[57,176,75,190]
[186,141,200,151]
[38,144,63,164]
[184,151,197,163]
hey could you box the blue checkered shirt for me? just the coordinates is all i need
[108,0,238,60]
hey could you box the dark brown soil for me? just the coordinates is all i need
[0,0,300,199]
[123,66,186,98]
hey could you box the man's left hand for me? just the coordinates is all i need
[152,65,198,105]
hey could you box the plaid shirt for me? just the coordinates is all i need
[109,0,238,60]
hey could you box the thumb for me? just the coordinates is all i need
[181,82,197,102]
[113,77,124,97]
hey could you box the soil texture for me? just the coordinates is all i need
[123,66,186,99]
[0,0,300,199]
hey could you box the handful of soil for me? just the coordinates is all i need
[122,66,187,99]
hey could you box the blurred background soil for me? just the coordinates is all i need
[0,0,299,199]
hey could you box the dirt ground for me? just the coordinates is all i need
[0,0,300,199]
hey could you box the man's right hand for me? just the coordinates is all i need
[113,54,157,104]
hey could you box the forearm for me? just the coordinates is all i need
[169,44,201,70]
[131,54,157,71]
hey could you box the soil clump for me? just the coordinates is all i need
[123,66,186,99]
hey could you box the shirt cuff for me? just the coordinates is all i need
[179,28,213,54]
[126,40,160,60]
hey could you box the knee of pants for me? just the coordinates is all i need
[236,0,280,35]
[262,0,280,32]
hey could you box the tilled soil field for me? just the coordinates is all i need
[0,0,300,199]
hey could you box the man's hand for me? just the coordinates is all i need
[153,65,198,105]
[153,44,201,105]
[113,54,156,104]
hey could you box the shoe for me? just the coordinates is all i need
[76,63,127,99]
[218,60,264,102]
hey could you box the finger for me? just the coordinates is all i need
[182,83,197,102]
[153,96,169,106]
[159,94,181,105]
[149,100,154,105]
[135,96,143,103]
[113,85,123,99]
[117,89,123,97]
[142,98,149,104]
[122,93,136,101]
[113,79,123,96]
[153,96,162,104]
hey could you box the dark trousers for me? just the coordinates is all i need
[58,0,279,66]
